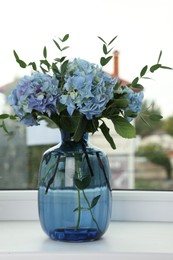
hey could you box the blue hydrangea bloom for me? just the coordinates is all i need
[60,58,117,119]
[8,58,144,128]
[116,86,144,121]
[8,72,60,126]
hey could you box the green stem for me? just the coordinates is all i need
[82,190,101,232]
[41,162,57,183]
[75,188,81,231]
[74,157,82,231]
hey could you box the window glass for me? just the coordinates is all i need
[0,0,173,192]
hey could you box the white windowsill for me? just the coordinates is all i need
[0,220,173,260]
[0,190,173,259]
[0,190,173,222]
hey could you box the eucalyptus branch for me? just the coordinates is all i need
[13,34,70,77]
[98,35,118,67]
[0,114,17,136]
[52,34,69,85]
[129,50,172,91]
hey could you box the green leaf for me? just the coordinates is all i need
[43,46,47,58]
[62,34,69,42]
[9,115,17,120]
[160,65,173,70]
[111,116,136,138]
[60,56,67,62]
[1,122,8,134]
[139,114,151,127]
[54,58,61,62]
[13,50,19,61]
[100,121,116,149]
[142,76,153,80]
[57,103,66,113]
[59,115,78,133]
[98,36,106,44]
[61,46,69,51]
[106,47,114,55]
[28,62,37,71]
[74,175,91,190]
[73,207,87,212]
[18,59,27,68]
[157,50,162,64]
[53,39,61,51]
[124,110,137,118]
[132,84,144,90]
[1,120,10,135]
[100,56,112,66]
[0,114,9,119]
[40,59,51,70]
[103,44,107,55]
[91,195,101,209]
[131,77,139,86]
[140,65,148,77]
[13,50,26,68]
[85,118,99,133]
[149,114,163,121]
[114,81,122,90]
[108,35,118,45]
[40,66,48,73]
[110,99,129,108]
[150,64,161,73]
[51,62,59,73]
[60,60,69,74]
[73,115,87,142]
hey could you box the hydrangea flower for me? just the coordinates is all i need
[60,58,118,120]
[125,87,144,114]
[8,72,60,126]
[116,86,144,121]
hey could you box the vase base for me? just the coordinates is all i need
[49,228,100,242]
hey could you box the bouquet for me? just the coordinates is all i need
[1,34,171,148]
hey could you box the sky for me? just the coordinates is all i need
[0,0,173,117]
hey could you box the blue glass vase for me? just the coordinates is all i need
[38,130,112,242]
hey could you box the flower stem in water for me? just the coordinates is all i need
[82,190,101,232]
[75,188,81,231]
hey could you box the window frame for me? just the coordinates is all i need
[0,190,173,222]
[1,122,173,222]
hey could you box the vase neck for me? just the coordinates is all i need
[60,130,88,144]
